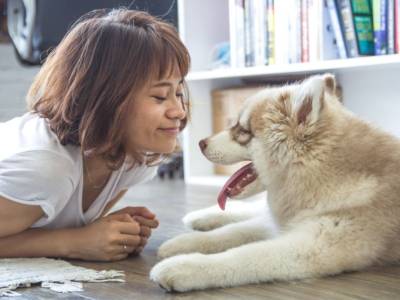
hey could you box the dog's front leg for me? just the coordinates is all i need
[151,220,378,292]
[183,199,266,231]
[158,216,272,259]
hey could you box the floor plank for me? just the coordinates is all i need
[10,178,400,300]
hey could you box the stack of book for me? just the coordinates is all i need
[229,0,400,68]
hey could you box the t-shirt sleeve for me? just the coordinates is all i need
[0,150,76,227]
[119,164,158,190]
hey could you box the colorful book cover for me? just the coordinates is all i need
[301,0,309,62]
[373,0,388,55]
[267,0,275,64]
[327,0,348,58]
[351,0,375,55]
[321,1,342,60]
[336,0,359,57]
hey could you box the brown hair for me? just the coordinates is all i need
[27,8,190,168]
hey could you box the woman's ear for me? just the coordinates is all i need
[295,73,336,125]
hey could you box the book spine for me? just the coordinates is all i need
[274,0,290,64]
[229,0,238,68]
[350,0,375,55]
[336,0,359,57]
[321,0,342,60]
[267,0,275,64]
[373,0,388,55]
[387,0,395,53]
[327,0,348,58]
[288,0,301,63]
[244,0,254,66]
[301,0,310,62]
[254,0,267,65]
[308,0,320,61]
[236,0,246,67]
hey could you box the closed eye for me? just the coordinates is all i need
[152,96,167,101]
[152,93,184,102]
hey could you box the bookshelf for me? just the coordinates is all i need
[178,0,400,186]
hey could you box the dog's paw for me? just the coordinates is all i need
[158,232,209,259]
[150,253,212,292]
[183,210,226,231]
[183,204,247,231]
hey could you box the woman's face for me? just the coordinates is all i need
[126,69,186,154]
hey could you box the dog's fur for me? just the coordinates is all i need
[150,74,400,292]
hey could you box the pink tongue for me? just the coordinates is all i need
[217,162,255,210]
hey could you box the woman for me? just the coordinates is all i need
[0,8,190,262]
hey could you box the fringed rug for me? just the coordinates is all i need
[0,257,125,297]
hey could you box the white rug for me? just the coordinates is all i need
[0,257,125,297]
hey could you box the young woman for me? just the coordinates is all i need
[0,8,190,262]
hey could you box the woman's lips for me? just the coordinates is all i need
[159,127,180,135]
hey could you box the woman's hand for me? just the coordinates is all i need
[71,213,142,261]
[108,206,159,255]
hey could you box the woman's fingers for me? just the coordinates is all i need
[139,225,151,237]
[139,237,148,247]
[133,215,159,228]
[118,234,141,247]
[114,206,156,219]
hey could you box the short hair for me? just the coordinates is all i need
[27,8,191,168]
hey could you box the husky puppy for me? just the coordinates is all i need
[150,74,400,292]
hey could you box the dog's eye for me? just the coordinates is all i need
[230,125,253,145]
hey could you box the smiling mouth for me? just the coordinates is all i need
[158,128,180,134]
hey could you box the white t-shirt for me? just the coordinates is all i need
[0,113,157,229]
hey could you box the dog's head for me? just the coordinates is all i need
[199,74,343,209]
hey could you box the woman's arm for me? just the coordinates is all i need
[0,195,142,261]
[0,195,77,258]
[0,195,44,238]
[0,226,80,258]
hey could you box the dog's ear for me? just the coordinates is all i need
[295,73,336,125]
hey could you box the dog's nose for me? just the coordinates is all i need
[199,139,208,152]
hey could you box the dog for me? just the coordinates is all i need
[150,74,400,292]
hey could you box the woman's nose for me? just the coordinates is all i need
[167,99,186,120]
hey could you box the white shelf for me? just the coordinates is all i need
[187,55,400,81]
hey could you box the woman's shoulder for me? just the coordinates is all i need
[0,112,81,166]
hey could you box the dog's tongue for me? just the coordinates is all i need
[217,162,256,210]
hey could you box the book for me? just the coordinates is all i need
[327,0,348,58]
[337,0,359,57]
[244,0,255,66]
[351,0,375,55]
[387,0,395,54]
[373,0,388,55]
[321,0,342,60]
[301,0,310,62]
[229,0,246,68]
[267,0,275,64]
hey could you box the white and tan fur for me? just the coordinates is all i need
[150,74,400,292]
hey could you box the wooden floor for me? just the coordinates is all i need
[9,178,400,300]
